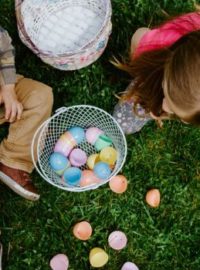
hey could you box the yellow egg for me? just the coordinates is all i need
[100,147,118,165]
[109,175,128,194]
[87,154,100,170]
[89,248,109,268]
[146,189,160,208]
[73,221,92,241]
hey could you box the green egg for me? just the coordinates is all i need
[94,134,113,151]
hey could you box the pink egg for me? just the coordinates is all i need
[86,127,104,145]
[54,132,76,157]
[121,262,139,270]
[50,254,69,270]
[108,231,127,250]
[69,148,87,167]
[80,170,101,187]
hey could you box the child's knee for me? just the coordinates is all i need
[26,83,53,114]
[37,85,53,114]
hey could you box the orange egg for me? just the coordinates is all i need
[146,189,160,208]
[109,175,128,194]
[80,170,100,187]
[73,221,92,241]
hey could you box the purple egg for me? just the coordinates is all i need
[50,254,69,270]
[86,127,104,145]
[121,262,139,270]
[108,231,127,250]
[69,148,87,167]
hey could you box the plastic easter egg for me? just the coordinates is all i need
[87,154,100,170]
[94,134,113,151]
[86,127,104,145]
[68,126,85,144]
[89,248,109,268]
[109,175,128,194]
[94,162,111,180]
[80,170,100,187]
[73,221,92,240]
[146,189,160,208]
[69,148,87,167]
[49,152,70,175]
[121,262,139,270]
[54,132,76,157]
[100,146,117,165]
[50,254,69,270]
[108,231,127,250]
[63,167,82,185]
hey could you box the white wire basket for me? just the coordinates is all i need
[15,0,112,70]
[31,106,127,192]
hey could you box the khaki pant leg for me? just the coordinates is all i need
[0,75,53,173]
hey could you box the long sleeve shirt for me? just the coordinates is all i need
[0,26,16,87]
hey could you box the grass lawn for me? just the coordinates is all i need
[1,0,200,269]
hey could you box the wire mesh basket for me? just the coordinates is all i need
[15,0,112,70]
[31,106,127,192]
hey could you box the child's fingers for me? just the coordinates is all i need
[5,104,12,120]
[9,104,17,122]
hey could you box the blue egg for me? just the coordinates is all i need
[49,152,70,175]
[94,162,111,180]
[63,167,82,185]
[68,126,85,144]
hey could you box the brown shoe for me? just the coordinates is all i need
[0,163,40,201]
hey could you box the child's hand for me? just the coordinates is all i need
[0,84,23,122]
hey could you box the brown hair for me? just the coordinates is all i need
[164,30,200,124]
[113,14,200,125]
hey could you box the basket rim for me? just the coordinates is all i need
[32,105,128,192]
[16,0,112,57]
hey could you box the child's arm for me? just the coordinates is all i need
[130,27,150,56]
[0,27,23,122]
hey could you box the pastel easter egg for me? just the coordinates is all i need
[50,254,69,270]
[68,126,85,144]
[69,148,87,167]
[73,221,92,240]
[54,132,76,157]
[94,134,113,151]
[146,189,160,208]
[121,262,139,270]
[80,170,100,187]
[109,175,128,194]
[89,248,109,268]
[94,162,111,180]
[49,152,70,176]
[86,127,104,145]
[87,154,100,170]
[108,231,127,250]
[100,146,118,165]
[63,167,82,186]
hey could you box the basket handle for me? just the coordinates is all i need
[31,107,67,179]
[15,0,40,55]
[31,118,50,179]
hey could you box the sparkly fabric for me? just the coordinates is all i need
[113,82,152,134]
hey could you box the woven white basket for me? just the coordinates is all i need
[15,0,112,70]
[31,106,127,192]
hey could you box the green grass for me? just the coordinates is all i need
[1,0,200,269]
